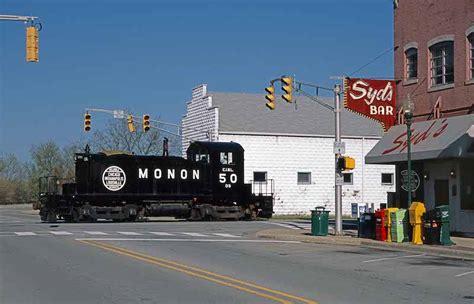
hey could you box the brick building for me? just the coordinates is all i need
[182,84,395,215]
[366,0,474,235]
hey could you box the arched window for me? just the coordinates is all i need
[429,41,454,86]
[405,48,418,80]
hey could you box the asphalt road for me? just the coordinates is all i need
[1,205,473,304]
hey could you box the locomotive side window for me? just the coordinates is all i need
[220,152,234,165]
[194,153,209,163]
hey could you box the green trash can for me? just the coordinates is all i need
[390,209,409,243]
[311,207,329,236]
[435,205,455,246]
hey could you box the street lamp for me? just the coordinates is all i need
[404,95,414,207]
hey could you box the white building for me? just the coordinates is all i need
[182,84,396,215]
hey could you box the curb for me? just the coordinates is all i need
[256,228,474,261]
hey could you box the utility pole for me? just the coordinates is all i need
[334,84,343,235]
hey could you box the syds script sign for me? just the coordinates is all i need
[344,78,397,132]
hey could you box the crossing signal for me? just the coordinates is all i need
[143,114,150,132]
[26,26,39,62]
[337,156,356,171]
[84,113,91,132]
[281,76,292,103]
[265,85,276,110]
[127,115,136,133]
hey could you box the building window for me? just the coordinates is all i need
[297,172,311,185]
[469,34,474,80]
[405,48,418,80]
[430,41,454,86]
[253,172,267,182]
[382,173,394,185]
[343,173,353,185]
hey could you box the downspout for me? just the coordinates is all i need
[362,137,365,205]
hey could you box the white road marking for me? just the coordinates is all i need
[49,231,73,235]
[15,232,37,236]
[84,231,108,235]
[262,222,301,230]
[117,231,142,236]
[76,238,301,243]
[362,253,427,263]
[149,232,175,236]
[454,270,474,277]
[181,232,209,237]
[212,233,241,238]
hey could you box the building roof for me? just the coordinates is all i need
[209,92,384,138]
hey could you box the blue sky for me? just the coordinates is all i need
[1,0,394,159]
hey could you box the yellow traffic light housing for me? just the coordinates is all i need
[26,26,39,62]
[337,156,356,171]
[281,76,292,103]
[143,114,150,132]
[265,85,275,110]
[127,115,136,133]
[84,113,91,132]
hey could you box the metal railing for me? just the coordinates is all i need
[250,179,274,196]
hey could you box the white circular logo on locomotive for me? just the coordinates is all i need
[102,166,126,191]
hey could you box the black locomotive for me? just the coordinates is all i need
[36,141,273,222]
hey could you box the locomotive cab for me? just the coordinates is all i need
[187,141,248,204]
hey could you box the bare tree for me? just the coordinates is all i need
[90,118,181,156]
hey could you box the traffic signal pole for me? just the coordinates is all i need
[334,84,343,235]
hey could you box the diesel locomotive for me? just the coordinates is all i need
[36,141,273,222]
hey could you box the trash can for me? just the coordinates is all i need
[311,207,329,236]
[435,205,455,246]
[390,209,409,243]
[422,209,440,245]
[375,209,387,241]
[358,212,376,239]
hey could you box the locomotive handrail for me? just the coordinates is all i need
[250,179,274,196]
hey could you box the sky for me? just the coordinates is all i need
[1,0,394,160]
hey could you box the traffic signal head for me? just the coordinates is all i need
[26,26,39,62]
[143,114,150,132]
[337,156,356,171]
[265,85,276,110]
[281,76,292,103]
[84,113,91,132]
[127,115,136,132]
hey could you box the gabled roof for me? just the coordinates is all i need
[209,92,383,138]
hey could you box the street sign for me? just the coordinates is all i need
[113,110,125,119]
[333,141,345,154]
[400,169,420,192]
[335,175,344,186]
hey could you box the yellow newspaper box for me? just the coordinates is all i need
[384,208,398,242]
[409,202,426,245]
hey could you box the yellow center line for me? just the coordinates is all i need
[79,239,318,304]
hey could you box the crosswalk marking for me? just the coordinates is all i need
[15,232,37,236]
[149,232,174,236]
[181,232,208,237]
[212,233,240,238]
[117,231,142,236]
[50,231,73,235]
[84,231,108,235]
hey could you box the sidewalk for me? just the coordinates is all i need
[256,228,474,260]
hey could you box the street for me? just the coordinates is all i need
[0,205,473,304]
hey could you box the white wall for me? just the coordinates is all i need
[219,133,396,215]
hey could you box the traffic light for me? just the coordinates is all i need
[143,114,150,132]
[337,156,356,171]
[127,115,136,132]
[84,113,91,132]
[265,85,275,110]
[26,26,39,62]
[281,76,292,103]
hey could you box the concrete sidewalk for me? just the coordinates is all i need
[256,228,474,260]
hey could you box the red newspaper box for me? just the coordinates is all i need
[375,209,387,241]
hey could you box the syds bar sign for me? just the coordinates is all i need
[344,78,397,132]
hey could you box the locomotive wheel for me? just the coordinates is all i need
[46,211,58,223]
